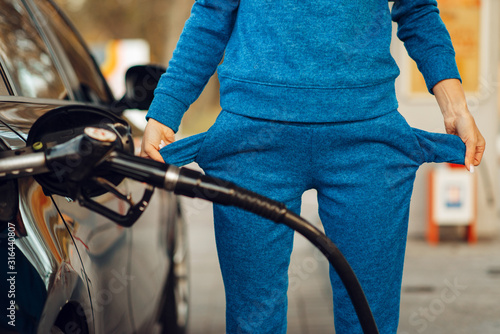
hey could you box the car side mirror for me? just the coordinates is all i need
[111,64,166,113]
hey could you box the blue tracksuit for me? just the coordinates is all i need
[147,1,464,333]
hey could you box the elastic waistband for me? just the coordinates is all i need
[219,76,399,123]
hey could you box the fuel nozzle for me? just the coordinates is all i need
[44,127,117,185]
[41,127,155,227]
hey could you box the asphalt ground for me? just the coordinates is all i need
[182,185,500,334]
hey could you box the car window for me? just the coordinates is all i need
[0,0,68,99]
[34,0,113,104]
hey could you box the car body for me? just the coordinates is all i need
[0,0,188,333]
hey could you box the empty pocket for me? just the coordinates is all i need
[159,131,208,166]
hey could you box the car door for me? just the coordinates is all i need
[0,1,95,333]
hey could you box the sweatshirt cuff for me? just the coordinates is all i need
[418,52,462,94]
[146,93,188,133]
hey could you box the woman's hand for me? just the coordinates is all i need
[140,118,176,162]
[433,79,485,172]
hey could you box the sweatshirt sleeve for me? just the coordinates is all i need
[146,0,239,132]
[391,0,461,94]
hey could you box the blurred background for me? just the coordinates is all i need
[54,0,500,333]
[55,0,221,135]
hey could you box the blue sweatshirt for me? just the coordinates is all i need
[147,0,460,133]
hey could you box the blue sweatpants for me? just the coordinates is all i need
[160,110,465,334]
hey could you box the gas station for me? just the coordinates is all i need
[0,0,499,333]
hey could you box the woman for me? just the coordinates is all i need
[141,1,485,332]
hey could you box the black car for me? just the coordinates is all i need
[0,0,189,333]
